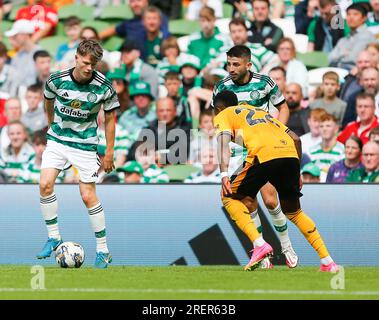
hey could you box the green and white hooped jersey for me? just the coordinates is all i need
[44,68,120,152]
[212,72,285,113]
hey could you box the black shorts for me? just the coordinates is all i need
[230,157,303,200]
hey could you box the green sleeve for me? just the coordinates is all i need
[307,19,317,43]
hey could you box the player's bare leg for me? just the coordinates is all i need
[280,198,339,272]
[222,195,273,271]
[37,168,63,259]
[258,183,298,268]
[79,182,112,268]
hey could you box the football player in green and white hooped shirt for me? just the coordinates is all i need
[37,40,119,268]
[211,45,299,269]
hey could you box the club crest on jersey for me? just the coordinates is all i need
[70,99,82,109]
[250,90,260,100]
[87,93,97,103]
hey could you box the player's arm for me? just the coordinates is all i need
[286,128,302,161]
[276,101,290,125]
[44,98,55,128]
[103,110,116,173]
[99,26,117,40]
[217,132,233,197]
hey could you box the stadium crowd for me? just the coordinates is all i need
[0,0,379,184]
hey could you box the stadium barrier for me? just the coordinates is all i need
[0,184,378,266]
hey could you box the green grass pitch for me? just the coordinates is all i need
[0,266,378,300]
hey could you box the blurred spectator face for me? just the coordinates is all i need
[346,9,366,30]
[124,172,142,183]
[26,90,42,111]
[285,83,303,109]
[75,53,98,80]
[362,142,379,171]
[157,99,177,125]
[163,46,179,59]
[8,123,27,150]
[5,99,22,121]
[320,3,335,24]
[121,49,140,66]
[112,79,126,95]
[8,36,20,51]
[35,56,52,78]
[133,95,151,110]
[0,53,7,70]
[370,132,379,143]
[345,138,362,162]
[81,28,98,41]
[323,78,339,98]
[33,141,46,160]
[356,51,374,71]
[269,69,286,93]
[165,78,181,98]
[181,66,198,80]
[65,24,81,42]
[367,45,379,66]
[199,17,215,37]
[370,0,379,12]
[278,40,295,63]
[302,173,320,183]
[226,56,251,83]
[308,115,321,137]
[319,119,338,140]
[199,114,215,136]
[143,11,161,33]
[360,68,379,95]
[201,149,218,176]
[253,0,270,22]
[356,97,376,122]
[14,33,31,48]
[129,0,148,16]
[136,148,156,170]
[229,23,248,45]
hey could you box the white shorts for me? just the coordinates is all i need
[41,140,101,183]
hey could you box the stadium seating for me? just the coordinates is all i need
[163,164,200,182]
[291,33,309,54]
[215,18,231,35]
[103,36,124,51]
[58,5,95,21]
[99,4,134,23]
[297,51,329,69]
[39,36,69,57]
[169,19,201,37]
[81,20,111,33]
[271,18,296,36]
[223,3,234,18]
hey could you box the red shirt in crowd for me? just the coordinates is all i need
[337,117,379,145]
[16,3,58,37]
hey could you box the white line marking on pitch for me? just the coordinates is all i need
[0,288,379,295]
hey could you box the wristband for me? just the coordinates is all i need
[220,172,229,178]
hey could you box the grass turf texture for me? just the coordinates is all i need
[0,266,378,300]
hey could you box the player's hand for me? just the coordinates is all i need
[103,153,115,173]
[299,175,303,191]
[221,176,233,197]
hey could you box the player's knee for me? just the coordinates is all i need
[39,179,54,196]
[80,189,96,207]
[263,197,278,210]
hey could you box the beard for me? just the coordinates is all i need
[287,101,301,109]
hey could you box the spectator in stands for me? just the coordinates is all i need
[15,0,58,43]
[274,37,308,97]
[143,6,166,68]
[295,0,320,35]
[120,39,159,98]
[186,0,223,20]
[118,80,156,143]
[233,0,285,20]
[309,113,345,182]
[149,0,182,20]
[134,142,169,183]
[0,120,34,183]
[184,147,220,183]
[246,0,284,52]
[347,141,379,182]
[367,42,379,69]
[33,50,52,87]
[106,68,130,118]
[342,67,379,127]
[339,50,376,103]
[5,19,41,87]
[189,108,217,167]
[99,0,169,61]
[367,0,379,37]
[268,66,286,93]
[301,162,321,183]
[0,98,22,151]
[187,6,231,69]
[329,2,376,71]
[369,126,379,143]
[0,42,19,99]
[338,92,379,145]
[309,71,347,126]
[116,161,144,183]
[206,18,277,73]
[131,97,191,165]
[164,71,193,128]
[307,0,347,53]
[55,16,82,63]
[21,84,47,134]
[300,108,327,156]
[285,83,310,136]
[326,136,363,183]
[179,54,203,98]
